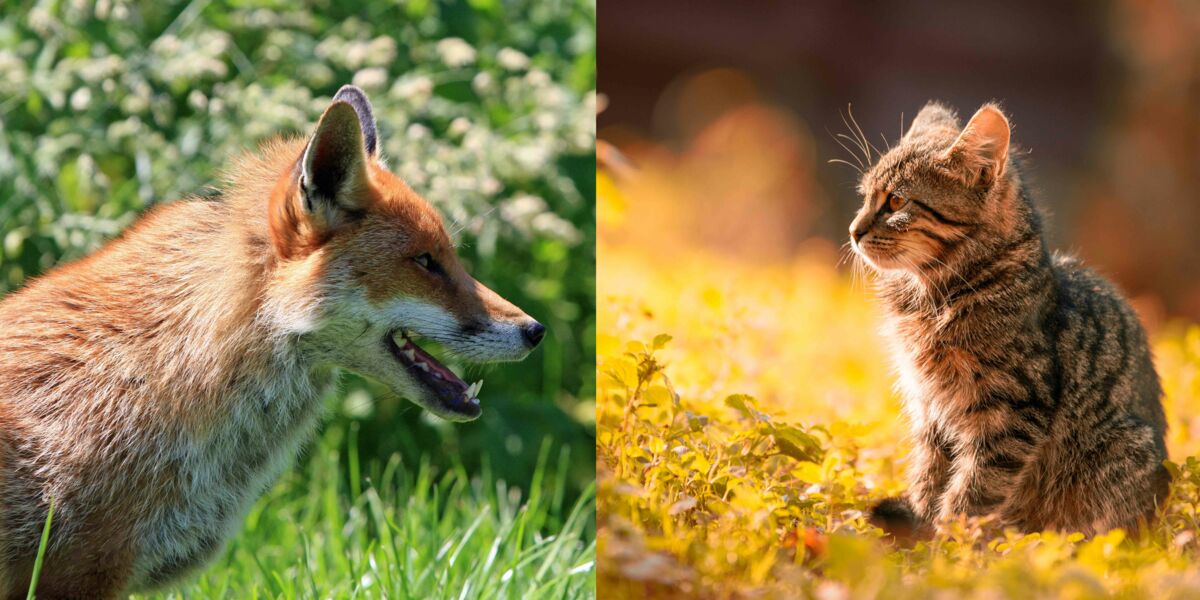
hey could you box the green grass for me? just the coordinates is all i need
[100,428,595,599]
[25,497,54,600]
[8,3,595,596]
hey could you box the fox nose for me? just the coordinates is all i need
[522,322,546,348]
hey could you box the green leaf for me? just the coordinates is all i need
[1164,459,1182,479]
[725,394,758,419]
[771,424,824,463]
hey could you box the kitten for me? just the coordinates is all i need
[849,101,1169,537]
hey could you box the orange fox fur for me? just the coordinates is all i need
[0,86,543,598]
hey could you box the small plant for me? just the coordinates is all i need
[597,210,1200,597]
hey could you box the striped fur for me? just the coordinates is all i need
[850,102,1168,537]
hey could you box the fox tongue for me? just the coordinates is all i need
[384,331,483,420]
[391,333,467,392]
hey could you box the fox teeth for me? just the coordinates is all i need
[402,348,417,361]
[465,380,484,399]
[414,362,430,372]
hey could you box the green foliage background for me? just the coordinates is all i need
[0,0,596,587]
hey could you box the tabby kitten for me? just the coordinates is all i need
[849,101,1169,537]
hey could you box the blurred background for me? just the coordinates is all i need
[596,4,1200,593]
[0,0,595,507]
[599,0,1200,325]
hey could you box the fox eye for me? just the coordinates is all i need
[887,193,909,212]
[413,253,439,273]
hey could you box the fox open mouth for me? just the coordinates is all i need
[384,330,483,421]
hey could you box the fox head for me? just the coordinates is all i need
[263,85,544,421]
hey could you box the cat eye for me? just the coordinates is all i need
[886,193,909,212]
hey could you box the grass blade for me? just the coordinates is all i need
[26,497,55,600]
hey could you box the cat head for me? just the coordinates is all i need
[849,101,1021,279]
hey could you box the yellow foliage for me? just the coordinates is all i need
[597,172,1200,598]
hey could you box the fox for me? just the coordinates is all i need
[0,85,546,598]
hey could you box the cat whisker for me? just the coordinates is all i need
[836,132,871,169]
[830,127,868,171]
[836,240,855,267]
[829,158,863,174]
[837,107,873,167]
[829,129,867,170]
[851,252,868,292]
[845,105,881,162]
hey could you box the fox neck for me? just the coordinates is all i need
[119,155,339,431]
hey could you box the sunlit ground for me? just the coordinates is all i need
[596,100,1200,597]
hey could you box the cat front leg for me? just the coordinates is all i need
[938,410,1040,523]
[870,424,951,541]
[906,424,954,522]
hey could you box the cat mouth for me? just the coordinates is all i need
[384,330,483,421]
[853,237,903,270]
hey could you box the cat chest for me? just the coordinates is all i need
[896,345,983,405]
[897,339,1054,441]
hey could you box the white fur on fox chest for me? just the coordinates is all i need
[127,359,327,590]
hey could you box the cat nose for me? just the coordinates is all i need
[850,223,870,242]
[522,322,546,348]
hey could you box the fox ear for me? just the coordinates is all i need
[299,99,372,220]
[942,104,1010,186]
[331,85,378,156]
[270,96,374,259]
[904,101,959,141]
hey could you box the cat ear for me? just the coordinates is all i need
[904,101,960,141]
[942,104,1010,186]
[299,99,372,219]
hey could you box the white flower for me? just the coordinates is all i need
[120,93,149,114]
[500,194,547,223]
[448,117,471,137]
[512,144,550,172]
[391,75,434,103]
[150,34,182,55]
[532,212,581,244]
[352,67,388,91]
[480,176,502,196]
[524,69,550,87]
[187,89,208,111]
[536,86,565,108]
[364,37,398,67]
[436,37,476,67]
[344,42,369,70]
[496,48,530,71]
[535,113,558,130]
[406,123,430,140]
[472,72,494,93]
[69,87,92,111]
[463,129,489,152]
